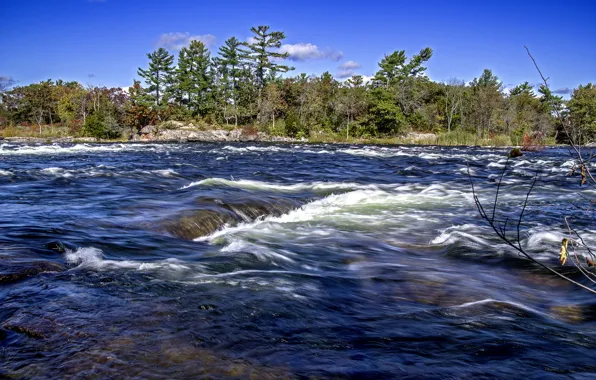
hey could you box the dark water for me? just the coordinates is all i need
[1,142,596,379]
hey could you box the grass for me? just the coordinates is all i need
[308,130,530,147]
[0,124,75,138]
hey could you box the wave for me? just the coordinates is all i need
[430,224,492,247]
[338,147,414,158]
[196,185,472,243]
[0,169,14,176]
[220,145,288,153]
[28,166,179,179]
[180,177,386,193]
[41,167,74,177]
[0,143,169,155]
[65,247,192,271]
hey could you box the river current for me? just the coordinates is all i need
[1,142,596,378]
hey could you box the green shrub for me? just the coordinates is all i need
[83,113,122,139]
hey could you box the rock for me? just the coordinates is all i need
[161,198,300,240]
[186,130,230,142]
[161,120,185,129]
[551,305,584,323]
[158,129,191,142]
[211,129,229,141]
[3,310,59,339]
[44,240,76,253]
[72,137,98,143]
[229,129,242,141]
[162,210,237,240]
[239,133,257,142]
[140,125,156,135]
[406,132,437,142]
[509,148,523,158]
[0,261,66,284]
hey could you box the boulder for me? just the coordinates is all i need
[0,261,66,284]
[158,129,191,142]
[140,125,156,134]
[228,129,242,141]
[186,130,230,142]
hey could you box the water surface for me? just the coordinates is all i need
[1,142,595,378]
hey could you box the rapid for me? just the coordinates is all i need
[1,142,596,378]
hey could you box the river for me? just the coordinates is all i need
[1,142,595,378]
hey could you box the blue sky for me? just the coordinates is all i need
[0,0,594,94]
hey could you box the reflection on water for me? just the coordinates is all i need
[1,142,596,378]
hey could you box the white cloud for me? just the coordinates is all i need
[279,43,343,62]
[361,75,374,84]
[339,60,361,70]
[338,74,374,84]
[157,32,216,50]
[246,36,258,45]
[336,70,356,79]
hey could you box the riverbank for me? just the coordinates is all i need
[0,123,553,147]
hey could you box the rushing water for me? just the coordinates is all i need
[1,142,596,378]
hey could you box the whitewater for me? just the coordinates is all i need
[1,142,595,378]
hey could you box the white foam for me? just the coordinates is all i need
[41,167,73,177]
[221,240,295,263]
[148,169,178,177]
[0,143,169,155]
[0,169,13,176]
[525,230,565,250]
[180,177,384,192]
[196,187,471,243]
[220,145,287,154]
[65,247,192,271]
[430,224,492,246]
[451,298,547,318]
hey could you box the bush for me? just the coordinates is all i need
[284,110,300,137]
[83,113,122,139]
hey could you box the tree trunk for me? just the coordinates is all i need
[156,71,160,106]
[346,113,350,140]
[233,101,238,127]
[257,87,262,123]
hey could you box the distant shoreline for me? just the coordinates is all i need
[0,135,555,148]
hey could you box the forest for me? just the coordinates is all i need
[1,25,595,144]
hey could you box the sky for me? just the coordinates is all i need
[0,0,594,95]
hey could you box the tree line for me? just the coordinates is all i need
[1,25,595,141]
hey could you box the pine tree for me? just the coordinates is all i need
[374,48,433,87]
[137,47,175,107]
[176,40,213,117]
[241,26,294,122]
[214,37,242,126]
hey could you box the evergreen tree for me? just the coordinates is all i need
[241,26,294,122]
[469,69,503,137]
[137,47,175,107]
[176,40,213,117]
[215,37,242,126]
[568,83,596,141]
[374,48,433,87]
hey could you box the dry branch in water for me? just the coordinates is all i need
[470,48,596,293]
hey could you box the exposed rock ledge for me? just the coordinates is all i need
[133,124,299,143]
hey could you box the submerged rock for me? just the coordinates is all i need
[161,198,300,240]
[44,240,76,254]
[551,305,584,323]
[0,261,66,284]
[162,210,237,240]
[3,310,59,339]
